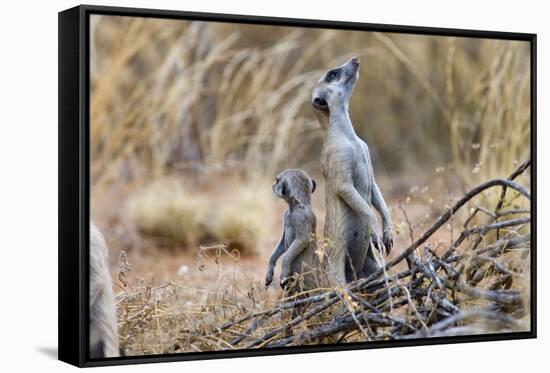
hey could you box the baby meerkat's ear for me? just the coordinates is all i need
[310,178,317,193]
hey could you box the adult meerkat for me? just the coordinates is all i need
[311,56,393,282]
[265,169,323,292]
[89,223,119,358]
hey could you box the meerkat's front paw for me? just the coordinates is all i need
[383,228,393,255]
[265,269,274,287]
[368,230,382,253]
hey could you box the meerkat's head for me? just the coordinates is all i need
[311,56,360,115]
[273,169,316,206]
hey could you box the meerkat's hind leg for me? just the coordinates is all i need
[345,253,360,283]
[361,245,382,285]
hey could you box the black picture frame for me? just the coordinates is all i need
[58,4,537,368]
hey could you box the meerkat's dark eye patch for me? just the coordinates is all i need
[325,69,340,82]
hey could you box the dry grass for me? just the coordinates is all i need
[125,177,274,255]
[125,179,210,247]
[90,17,327,188]
[90,16,531,189]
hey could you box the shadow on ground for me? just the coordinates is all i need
[37,346,58,360]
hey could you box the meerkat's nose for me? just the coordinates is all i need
[350,56,359,65]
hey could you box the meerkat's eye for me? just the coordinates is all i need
[281,181,288,196]
[326,70,339,82]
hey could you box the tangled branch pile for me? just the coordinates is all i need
[207,160,532,348]
[116,161,531,354]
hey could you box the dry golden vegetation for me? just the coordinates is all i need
[89,15,531,355]
[124,177,273,255]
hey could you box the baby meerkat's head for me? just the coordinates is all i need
[311,56,360,115]
[273,169,316,205]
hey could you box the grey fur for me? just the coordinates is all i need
[89,223,119,358]
[265,169,323,292]
[311,57,393,282]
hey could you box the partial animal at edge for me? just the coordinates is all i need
[89,223,119,358]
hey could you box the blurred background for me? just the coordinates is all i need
[89,15,531,354]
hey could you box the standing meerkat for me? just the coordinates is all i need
[311,56,393,282]
[89,223,119,358]
[265,169,324,293]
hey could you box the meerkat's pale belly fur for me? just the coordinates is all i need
[89,223,119,358]
[322,133,380,283]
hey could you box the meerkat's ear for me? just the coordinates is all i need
[310,178,317,193]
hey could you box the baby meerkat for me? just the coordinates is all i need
[265,169,321,292]
[311,56,393,282]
